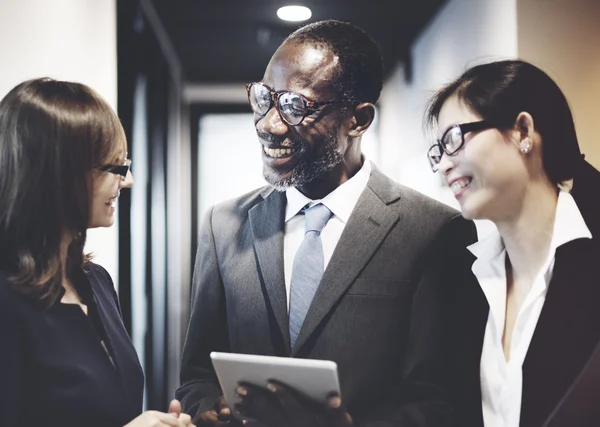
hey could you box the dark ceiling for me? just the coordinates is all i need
[150,0,448,85]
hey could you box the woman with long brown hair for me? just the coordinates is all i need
[0,78,193,427]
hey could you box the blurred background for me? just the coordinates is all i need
[1,0,599,412]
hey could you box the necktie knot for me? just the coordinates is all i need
[303,203,332,235]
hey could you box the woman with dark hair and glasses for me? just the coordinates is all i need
[424,59,600,427]
[0,78,194,427]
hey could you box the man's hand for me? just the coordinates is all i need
[197,395,237,425]
[234,380,352,427]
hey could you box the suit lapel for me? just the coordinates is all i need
[94,298,142,408]
[291,169,400,354]
[541,162,600,426]
[455,253,488,427]
[249,189,290,350]
[522,238,600,427]
[85,269,144,416]
[543,325,600,426]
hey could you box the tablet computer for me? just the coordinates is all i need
[210,352,340,409]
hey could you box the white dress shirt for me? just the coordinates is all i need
[468,191,592,427]
[283,159,371,310]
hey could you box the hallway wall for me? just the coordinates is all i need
[0,0,120,284]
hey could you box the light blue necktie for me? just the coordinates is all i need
[289,203,332,349]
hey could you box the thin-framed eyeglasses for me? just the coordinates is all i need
[98,158,132,180]
[427,120,494,172]
[246,82,345,126]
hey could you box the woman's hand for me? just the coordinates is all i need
[167,399,195,426]
[124,400,195,427]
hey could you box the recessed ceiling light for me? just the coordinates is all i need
[277,5,312,22]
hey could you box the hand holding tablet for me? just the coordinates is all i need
[210,351,351,426]
[210,351,341,407]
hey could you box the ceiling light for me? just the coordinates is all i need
[277,5,312,22]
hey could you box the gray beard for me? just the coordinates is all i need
[263,134,344,191]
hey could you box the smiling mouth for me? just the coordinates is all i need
[263,146,299,158]
[450,177,472,195]
[105,195,119,208]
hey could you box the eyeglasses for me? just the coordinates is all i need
[427,121,494,172]
[246,82,344,126]
[98,158,132,180]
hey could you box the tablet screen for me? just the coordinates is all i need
[210,352,340,409]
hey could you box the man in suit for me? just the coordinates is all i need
[176,19,476,427]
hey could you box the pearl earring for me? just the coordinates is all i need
[520,139,532,153]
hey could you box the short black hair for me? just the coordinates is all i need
[284,19,384,104]
[425,59,582,185]
[0,78,127,307]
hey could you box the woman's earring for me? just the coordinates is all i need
[520,139,532,154]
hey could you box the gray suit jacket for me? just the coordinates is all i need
[177,165,476,426]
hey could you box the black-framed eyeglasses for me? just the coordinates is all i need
[98,158,132,180]
[246,82,345,126]
[427,121,494,172]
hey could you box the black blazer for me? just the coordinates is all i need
[450,160,600,427]
[0,263,144,427]
[177,166,477,426]
[541,160,600,427]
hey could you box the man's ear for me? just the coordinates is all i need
[513,111,536,154]
[347,102,375,138]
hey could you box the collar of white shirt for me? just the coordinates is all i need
[468,190,592,267]
[467,190,593,427]
[284,158,372,223]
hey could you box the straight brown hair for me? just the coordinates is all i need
[0,78,127,308]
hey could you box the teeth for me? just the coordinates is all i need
[264,147,294,158]
[450,178,472,194]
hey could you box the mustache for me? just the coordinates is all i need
[257,132,304,150]
[257,132,285,144]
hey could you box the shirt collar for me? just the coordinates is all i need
[284,158,371,223]
[467,227,504,261]
[467,190,592,262]
[551,190,593,245]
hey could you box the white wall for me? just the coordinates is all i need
[378,0,518,237]
[0,0,119,282]
[518,0,600,169]
[197,113,266,224]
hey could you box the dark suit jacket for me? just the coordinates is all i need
[0,263,144,427]
[449,161,600,427]
[541,160,600,427]
[177,165,477,426]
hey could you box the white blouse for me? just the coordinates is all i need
[468,191,592,427]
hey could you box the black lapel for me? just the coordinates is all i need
[542,162,600,426]
[86,267,144,417]
[543,328,600,426]
[522,238,600,427]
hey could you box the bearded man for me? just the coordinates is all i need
[176,19,475,427]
